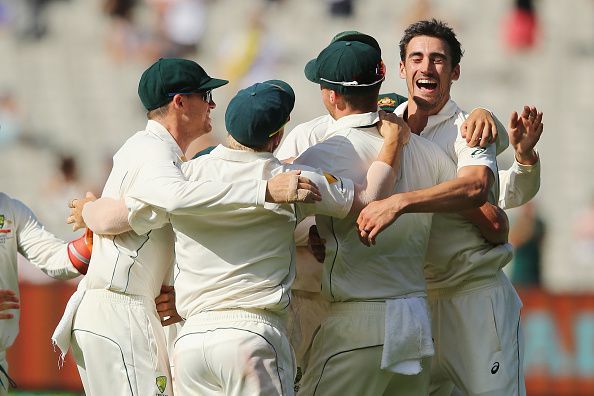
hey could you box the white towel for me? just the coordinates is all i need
[381,297,434,375]
[52,280,86,364]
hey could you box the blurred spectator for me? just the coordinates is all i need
[0,90,22,145]
[508,201,546,286]
[573,197,594,274]
[149,0,207,58]
[402,0,433,27]
[219,6,281,90]
[502,0,540,51]
[327,0,354,18]
[38,154,86,239]
[102,0,143,62]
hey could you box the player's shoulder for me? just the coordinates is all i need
[289,114,331,135]
[119,130,177,161]
[0,193,33,218]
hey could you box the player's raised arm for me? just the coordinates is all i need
[499,106,543,209]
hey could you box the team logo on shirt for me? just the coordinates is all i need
[156,376,167,393]
[471,147,487,157]
[377,96,396,108]
[0,215,4,229]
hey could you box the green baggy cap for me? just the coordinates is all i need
[331,30,381,55]
[138,58,228,111]
[225,80,295,148]
[304,40,385,94]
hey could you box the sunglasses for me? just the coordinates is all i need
[167,90,213,103]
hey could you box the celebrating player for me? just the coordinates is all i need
[76,79,407,395]
[53,58,322,396]
[0,193,90,395]
[356,20,542,396]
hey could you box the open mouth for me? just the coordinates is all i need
[416,79,438,91]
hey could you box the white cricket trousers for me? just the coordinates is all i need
[173,309,296,396]
[428,271,525,396]
[71,289,173,396]
[299,301,431,396]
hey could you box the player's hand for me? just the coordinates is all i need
[462,108,497,148]
[376,110,410,146]
[266,170,321,204]
[509,106,543,165]
[67,191,97,231]
[356,195,404,246]
[155,285,183,326]
[0,289,20,320]
[307,225,326,263]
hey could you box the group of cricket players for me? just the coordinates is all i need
[0,18,544,396]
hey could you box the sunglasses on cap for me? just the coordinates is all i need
[167,90,213,103]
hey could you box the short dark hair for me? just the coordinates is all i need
[399,19,464,67]
[341,86,381,112]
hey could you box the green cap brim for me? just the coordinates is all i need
[304,59,319,83]
[200,78,229,91]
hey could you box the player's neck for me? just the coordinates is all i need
[404,103,429,135]
[405,98,448,134]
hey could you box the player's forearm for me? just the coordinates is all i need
[351,161,396,214]
[83,198,132,235]
[136,178,267,213]
[389,175,488,216]
[498,158,540,209]
[350,131,406,213]
[459,202,509,244]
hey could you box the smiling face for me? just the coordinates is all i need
[399,35,460,115]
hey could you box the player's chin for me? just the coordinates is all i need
[412,95,439,111]
[203,122,213,134]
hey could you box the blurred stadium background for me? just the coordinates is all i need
[0,0,593,394]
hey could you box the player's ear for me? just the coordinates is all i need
[452,64,460,81]
[399,60,406,79]
[172,94,184,109]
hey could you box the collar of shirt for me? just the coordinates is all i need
[325,112,380,137]
[394,99,458,134]
[210,144,276,163]
[145,120,187,163]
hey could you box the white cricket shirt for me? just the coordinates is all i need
[82,120,267,299]
[295,112,456,302]
[126,145,354,318]
[0,193,79,351]
[394,101,538,288]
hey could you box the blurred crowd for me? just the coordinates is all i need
[0,0,593,291]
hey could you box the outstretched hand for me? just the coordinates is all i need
[509,106,543,165]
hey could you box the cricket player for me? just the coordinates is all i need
[0,192,90,395]
[53,58,321,396]
[289,35,488,395]
[356,20,542,396]
[78,78,407,395]
[277,31,515,382]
